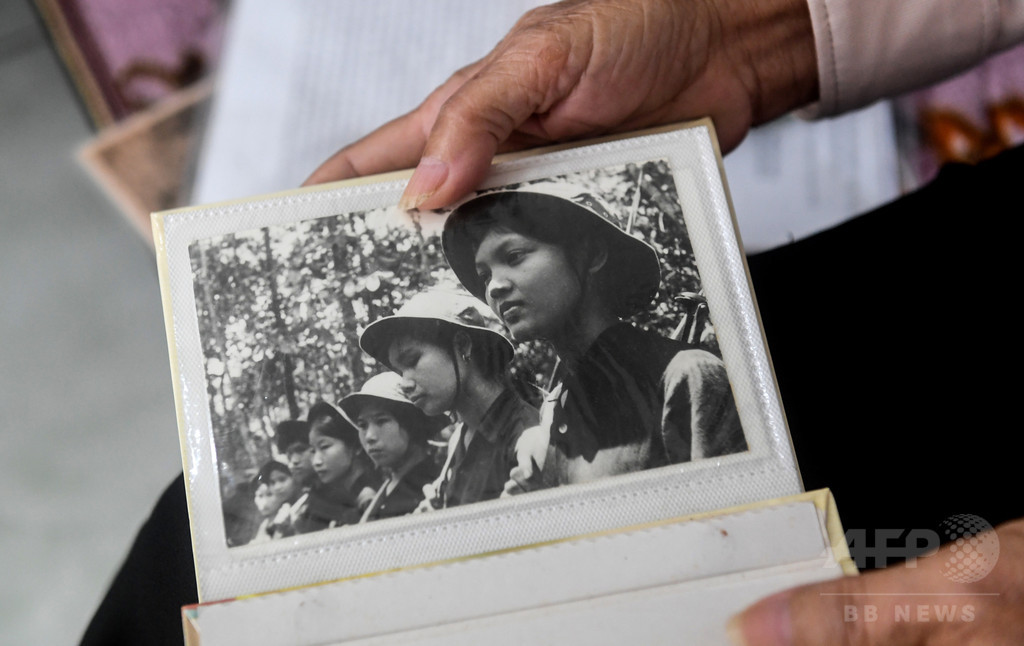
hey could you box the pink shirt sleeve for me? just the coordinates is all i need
[802,0,1024,117]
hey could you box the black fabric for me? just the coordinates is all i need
[439,388,538,507]
[367,455,441,520]
[552,322,696,458]
[295,470,380,534]
[747,144,1022,554]
[80,146,1023,644]
[79,474,197,646]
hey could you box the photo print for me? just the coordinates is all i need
[189,158,749,548]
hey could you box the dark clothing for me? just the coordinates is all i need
[747,143,1024,543]
[363,455,441,521]
[221,487,259,547]
[544,323,746,484]
[81,146,1024,646]
[79,474,197,646]
[438,388,539,507]
[294,471,379,533]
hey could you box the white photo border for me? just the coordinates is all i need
[155,120,801,602]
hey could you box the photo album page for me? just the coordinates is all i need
[154,120,852,644]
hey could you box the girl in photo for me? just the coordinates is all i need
[441,183,746,490]
[359,289,538,508]
[338,373,446,522]
[296,401,380,532]
[274,419,318,493]
[249,461,301,541]
[247,479,276,544]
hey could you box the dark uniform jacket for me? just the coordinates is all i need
[294,471,380,533]
[543,323,746,484]
[437,388,539,507]
[362,455,441,522]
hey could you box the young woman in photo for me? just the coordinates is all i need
[295,401,380,532]
[338,372,446,522]
[359,289,538,508]
[441,183,747,490]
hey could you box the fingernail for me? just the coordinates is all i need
[399,156,448,210]
[726,590,792,646]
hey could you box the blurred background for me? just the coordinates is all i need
[1,0,1021,643]
[0,1,185,643]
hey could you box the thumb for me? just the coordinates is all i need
[398,35,574,210]
[728,520,1021,646]
[728,569,948,646]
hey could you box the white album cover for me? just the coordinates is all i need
[155,120,802,601]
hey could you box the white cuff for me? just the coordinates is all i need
[801,0,1024,118]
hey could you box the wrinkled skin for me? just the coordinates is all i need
[731,518,1024,646]
[304,0,818,209]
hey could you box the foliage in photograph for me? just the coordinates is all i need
[189,158,715,485]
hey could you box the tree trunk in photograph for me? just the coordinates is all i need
[196,237,258,476]
[262,227,300,420]
[327,218,365,388]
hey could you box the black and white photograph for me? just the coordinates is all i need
[188,157,749,548]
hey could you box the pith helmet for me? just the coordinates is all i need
[441,182,661,317]
[339,372,447,436]
[360,289,514,369]
[306,400,358,444]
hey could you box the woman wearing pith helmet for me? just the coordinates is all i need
[340,372,447,521]
[359,288,539,508]
[441,182,747,490]
[296,400,380,532]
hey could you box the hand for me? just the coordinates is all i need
[304,0,818,209]
[502,424,551,496]
[502,457,546,497]
[728,518,1024,645]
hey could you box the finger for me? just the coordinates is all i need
[303,62,484,186]
[728,522,1021,646]
[731,570,946,646]
[302,112,428,186]
[399,31,577,210]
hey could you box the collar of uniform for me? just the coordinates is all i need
[558,322,639,376]
[468,387,521,444]
[383,449,427,483]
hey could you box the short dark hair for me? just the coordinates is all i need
[274,419,311,453]
[457,200,600,257]
[453,203,613,311]
[307,401,361,448]
[347,396,445,448]
[395,320,509,382]
[253,460,291,487]
[444,190,660,318]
